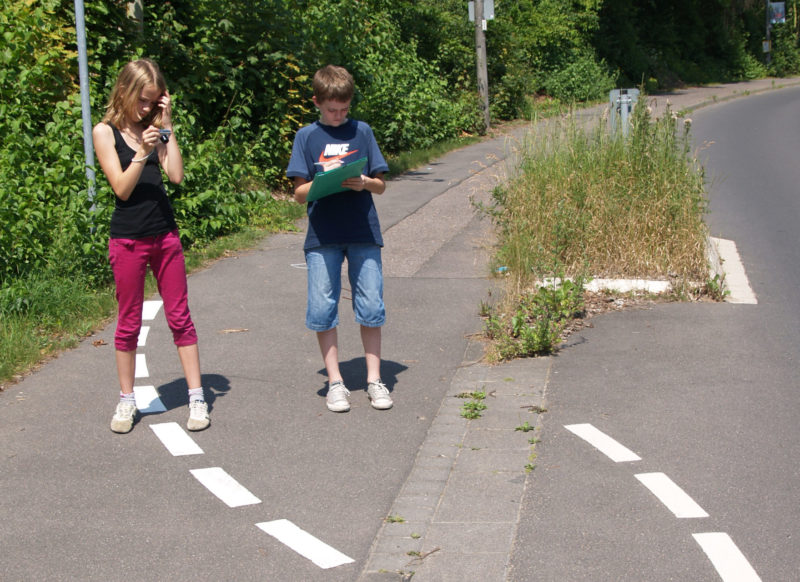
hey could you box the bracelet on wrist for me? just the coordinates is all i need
[131,154,150,163]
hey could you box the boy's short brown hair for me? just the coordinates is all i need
[312,65,354,103]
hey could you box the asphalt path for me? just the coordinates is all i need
[3,79,800,581]
[509,85,800,581]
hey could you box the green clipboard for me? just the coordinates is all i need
[307,156,368,202]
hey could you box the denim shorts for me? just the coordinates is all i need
[304,243,385,331]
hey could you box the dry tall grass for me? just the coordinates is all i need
[490,104,709,295]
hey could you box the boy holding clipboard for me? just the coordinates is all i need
[287,65,393,413]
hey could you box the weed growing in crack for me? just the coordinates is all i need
[386,514,406,523]
[457,389,488,419]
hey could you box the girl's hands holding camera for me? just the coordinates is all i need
[139,92,175,154]
[140,125,162,150]
[139,91,174,150]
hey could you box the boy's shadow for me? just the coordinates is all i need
[156,373,231,412]
[315,358,407,396]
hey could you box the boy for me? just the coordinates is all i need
[287,65,393,413]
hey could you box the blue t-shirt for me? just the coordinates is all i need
[287,119,389,250]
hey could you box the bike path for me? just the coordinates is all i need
[2,77,798,581]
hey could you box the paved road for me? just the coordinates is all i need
[2,78,799,581]
[509,84,800,582]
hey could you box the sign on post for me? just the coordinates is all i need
[468,0,495,21]
[609,88,640,137]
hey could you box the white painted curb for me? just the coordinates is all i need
[540,236,756,304]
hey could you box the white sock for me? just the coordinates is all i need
[188,387,205,403]
[120,392,135,404]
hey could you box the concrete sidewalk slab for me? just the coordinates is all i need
[359,348,550,581]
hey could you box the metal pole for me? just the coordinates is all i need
[474,0,490,131]
[74,0,96,211]
[620,94,631,138]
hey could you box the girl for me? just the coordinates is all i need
[93,59,209,433]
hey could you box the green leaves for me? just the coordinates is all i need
[482,279,586,361]
[543,54,616,103]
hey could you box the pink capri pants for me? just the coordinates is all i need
[108,230,198,352]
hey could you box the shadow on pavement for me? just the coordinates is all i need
[156,372,232,411]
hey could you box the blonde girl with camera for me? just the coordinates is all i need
[93,58,209,434]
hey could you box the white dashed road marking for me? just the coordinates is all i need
[142,300,163,320]
[150,422,204,456]
[564,423,642,462]
[190,467,261,508]
[137,325,150,347]
[138,296,350,570]
[256,519,355,569]
[693,533,762,582]
[134,353,149,378]
[635,472,709,518]
[133,385,167,413]
[566,425,761,580]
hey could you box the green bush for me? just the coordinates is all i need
[490,59,535,120]
[0,91,108,286]
[769,23,800,76]
[357,49,483,151]
[544,55,617,103]
[726,33,768,81]
[483,277,585,360]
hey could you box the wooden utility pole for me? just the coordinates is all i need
[474,0,490,131]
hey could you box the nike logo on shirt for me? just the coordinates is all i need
[319,144,359,164]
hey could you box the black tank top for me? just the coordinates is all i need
[109,124,178,239]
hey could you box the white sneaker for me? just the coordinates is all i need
[110,401,137,433]
[187,400,210,431]
[367,380,393,410]
[326,381,351,412]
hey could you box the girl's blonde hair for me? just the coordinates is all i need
[102,59,167,128]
